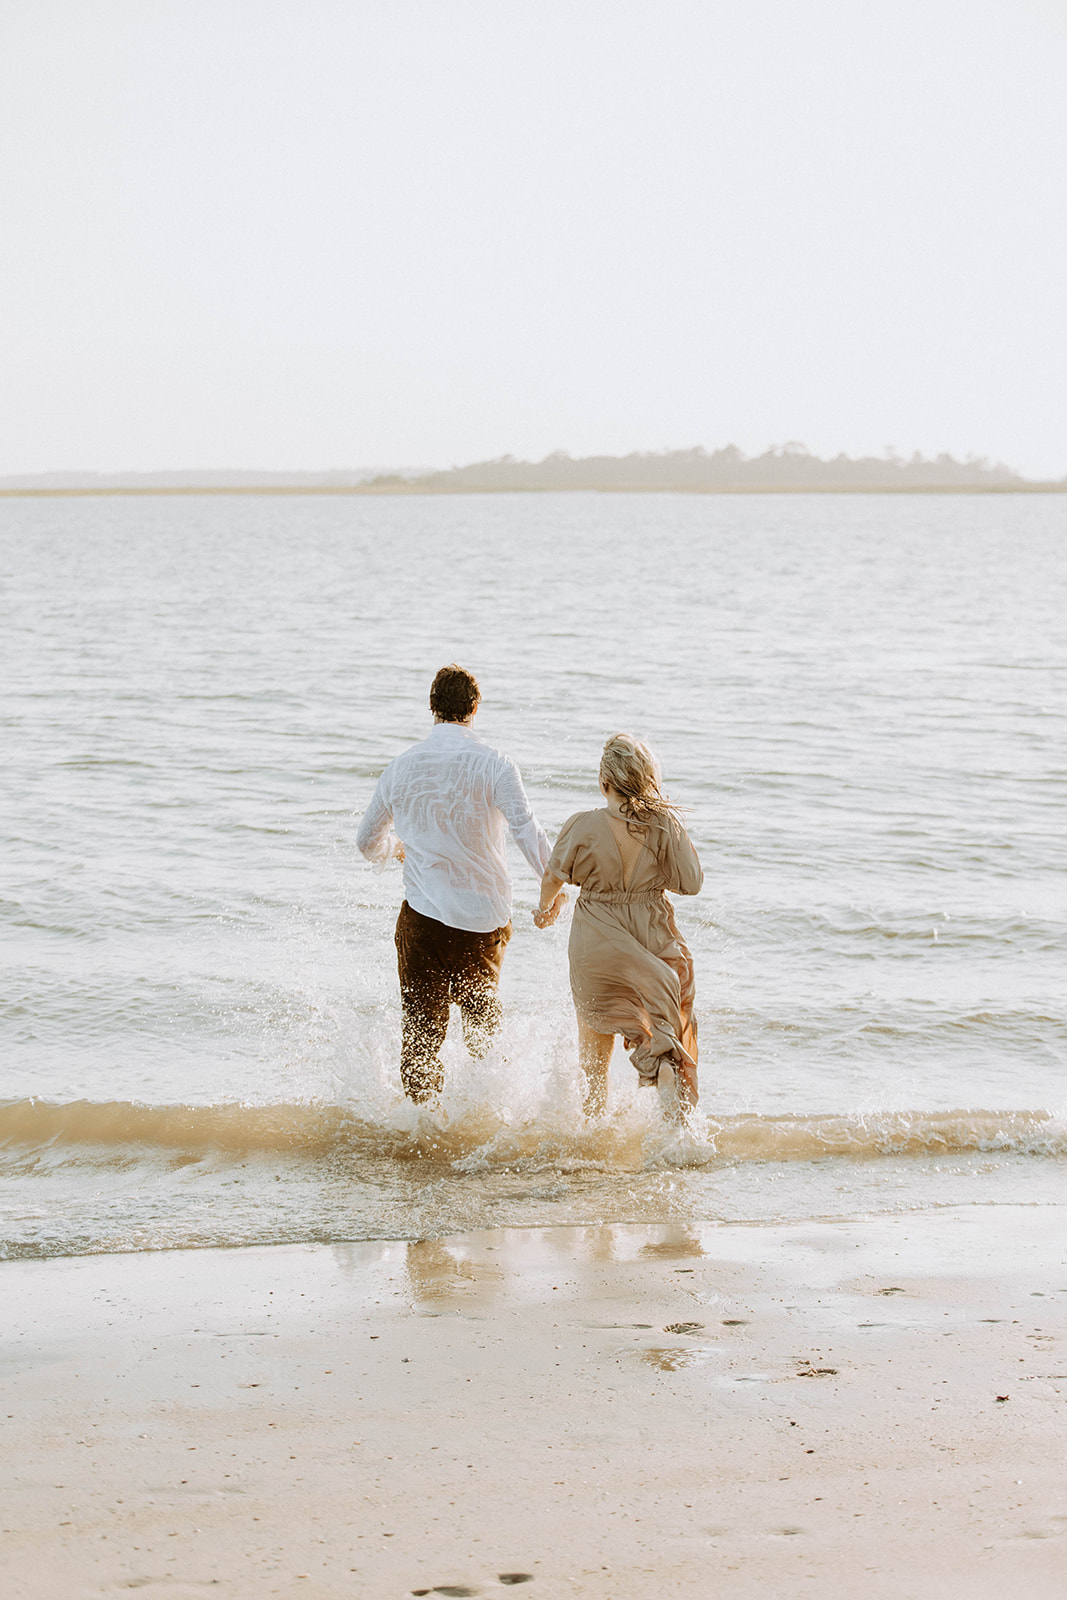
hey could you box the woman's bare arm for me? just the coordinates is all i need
[533,869,567,928]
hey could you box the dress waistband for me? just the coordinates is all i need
[579,887,666,905]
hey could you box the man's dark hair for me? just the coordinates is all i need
[430,663,480,723]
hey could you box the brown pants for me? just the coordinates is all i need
[394,901,512,1103]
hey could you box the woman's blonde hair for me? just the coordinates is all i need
[599,732,683,831]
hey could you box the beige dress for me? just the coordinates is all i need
[548,809,703,1084]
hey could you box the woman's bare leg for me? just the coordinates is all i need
[577,1021,614,1116]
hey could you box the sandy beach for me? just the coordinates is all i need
[3,1205,1065,1598]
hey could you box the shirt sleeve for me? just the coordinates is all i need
[355,771,398,868]
[494,758,551,878]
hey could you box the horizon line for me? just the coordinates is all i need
[4,483,1066,500]
[3,442,1065,497]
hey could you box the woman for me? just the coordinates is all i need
[534,733,703,1116]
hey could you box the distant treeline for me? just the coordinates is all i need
[368,444,1061,493]
[3,447,1064,497]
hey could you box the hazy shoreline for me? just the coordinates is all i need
[3,482,1066,498]
[5,443,1063,496]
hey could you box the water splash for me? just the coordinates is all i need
[2,1096,1062,1166]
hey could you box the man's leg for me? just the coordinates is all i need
[394,902,451,1103]
[451,921,512,1059]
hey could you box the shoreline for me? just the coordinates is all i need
[4,1206,1066,1598]
[2,483,1065,499]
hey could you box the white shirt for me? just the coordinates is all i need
[356,721,551,932]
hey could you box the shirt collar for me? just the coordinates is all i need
[428,720,479,740]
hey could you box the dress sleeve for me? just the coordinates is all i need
[658,818,703,895]
[547,814,584,884]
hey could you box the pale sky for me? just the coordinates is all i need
[2,0,1065,476]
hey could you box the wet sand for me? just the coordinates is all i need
[3,1205,1065,1598]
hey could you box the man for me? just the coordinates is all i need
[357,664,554,1102]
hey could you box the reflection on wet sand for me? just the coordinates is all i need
[398,1224,713,1318]
[402,1224,714,1307]
[404,1238,505,1309]
[638,1233,706,1261]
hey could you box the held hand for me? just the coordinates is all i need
[532,891,564,929]
[394,840,405,863]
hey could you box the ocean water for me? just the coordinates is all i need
[1,490,1065,1259]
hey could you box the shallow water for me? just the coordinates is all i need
[2,490,1065,1257]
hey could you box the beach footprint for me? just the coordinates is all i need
[411,1588,480,1597]
[411,1577,533,1595]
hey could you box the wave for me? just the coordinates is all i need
[1,1097,1064,1165]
